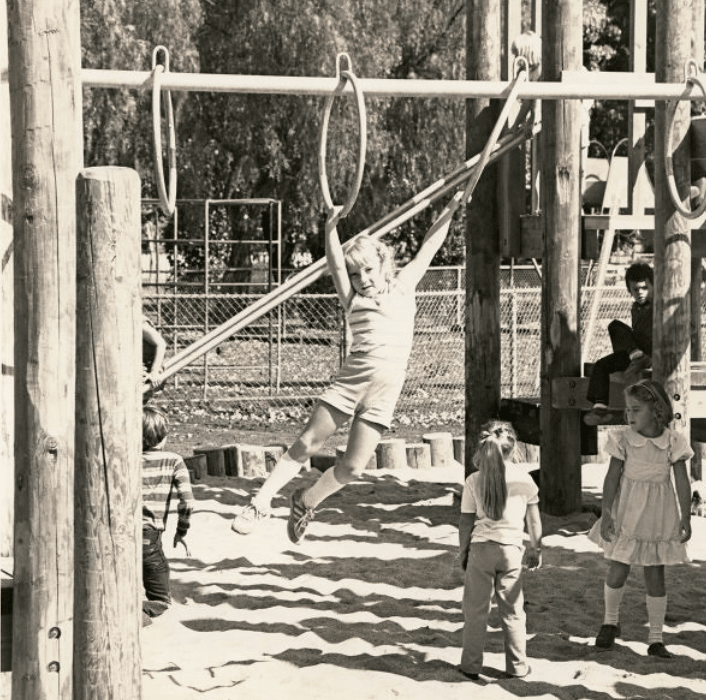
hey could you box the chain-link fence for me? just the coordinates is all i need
[146,237,701,417]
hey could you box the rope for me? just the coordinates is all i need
[318,53,367,225]
[664,62,706,220]
[152,46,177,216]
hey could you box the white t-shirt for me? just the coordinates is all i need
[461,463,539,548]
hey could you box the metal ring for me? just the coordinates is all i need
[318,53,367,220]
[152,46,177,216]
[664,72,706,220]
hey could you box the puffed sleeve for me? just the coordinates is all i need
[670,430,694,464]
[605,429,627,461]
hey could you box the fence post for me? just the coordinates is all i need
[74,167,142,700]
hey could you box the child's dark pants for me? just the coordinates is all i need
[143,528,171,617]
[586,321,640,405]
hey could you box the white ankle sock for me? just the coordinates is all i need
[629,349,645,360]
[302,466,344,509]
[251,452,303,510]
[646,595,668,644]
[604,583,625,625]
[593,402,608,410]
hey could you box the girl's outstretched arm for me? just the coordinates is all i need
[524,503,542,570]
[397,192,460,289]
[672,459,692,542]
[325,209,353,307]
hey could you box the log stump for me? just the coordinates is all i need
[374,439,406,470]
[453,436,465,465]
[422,432,454,468]
[193,446,227,477]
[184,454,207,481]
[405,442,431,469]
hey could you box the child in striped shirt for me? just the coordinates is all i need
[142,405,194,620]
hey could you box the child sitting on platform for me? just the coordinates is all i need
[584,261,653,426]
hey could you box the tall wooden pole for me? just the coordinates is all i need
[690,0,705,481]
[539,0,583,515]
[9,0,83,696]
[654,0,693,450]
[74,167,142,700]
[1,0,13,558]
[465,0,502,470]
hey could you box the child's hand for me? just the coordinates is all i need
[525,546,542,571]
[174,533,191,557]
[458,548,469,571]
[600,512,615,541]
[680,516,692,543]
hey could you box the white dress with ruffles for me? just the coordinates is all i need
[588,427,692,566]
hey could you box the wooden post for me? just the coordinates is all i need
[1,0,13,559]
[690,0,705,481]
[74,167,142,700]
[8,0,83,694]
[539,0,583,515]
[465,0,502,472]
[653,0,693,457]
[372,440,405,470]
[406,443,432,470]
[422,431,455,468]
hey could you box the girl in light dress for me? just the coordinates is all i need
[231,206,454,543]
[588,379,692,658]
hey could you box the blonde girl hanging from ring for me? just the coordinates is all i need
[231,202,456,543]
[588,379,693,658]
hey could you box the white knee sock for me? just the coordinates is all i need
[302,466,344,509]
[604,583,625,625]
[646,595,668,644]
[251,452,303,510]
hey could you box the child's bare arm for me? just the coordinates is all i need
[397,193,459,289]
[325,210,353,306]
[600,457,623,540]
[525,503,542,570]
[458,512,476,570]
[672,459,692,542]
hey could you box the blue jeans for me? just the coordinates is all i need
[143,528,170,617]
[461,541,528,676]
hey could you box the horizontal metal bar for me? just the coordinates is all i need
[83,69,705,101]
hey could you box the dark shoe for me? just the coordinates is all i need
[459,669,480,681]
[647,642,673,659]
[595,623,621,649]
[623,355,651,386]
[584,407,617,426]
[287,488,316,543]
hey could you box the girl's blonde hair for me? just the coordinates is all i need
[625,379,674,430]
[472,420,517,521]
[345,237,396,286]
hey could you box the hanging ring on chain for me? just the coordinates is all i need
[152,46,177,216]
[318,53,367,223]
[664,63,706,220]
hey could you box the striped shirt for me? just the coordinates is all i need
[142,449,194,536]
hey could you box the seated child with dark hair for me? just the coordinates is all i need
[141,405,194,621]
[584,262,653,426]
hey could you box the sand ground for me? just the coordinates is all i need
[2,461,705,700]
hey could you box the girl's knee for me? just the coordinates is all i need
[333,460,365,483]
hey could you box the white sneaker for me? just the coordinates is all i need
[231,503,270,535]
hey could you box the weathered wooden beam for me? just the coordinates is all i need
[74,167,142,700]
[9,0,83,694]
[539,0,584,514]
[465,0,502,472]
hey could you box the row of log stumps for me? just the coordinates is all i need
[183,432,465,482]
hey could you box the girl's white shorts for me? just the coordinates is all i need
[318,351,407,429]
